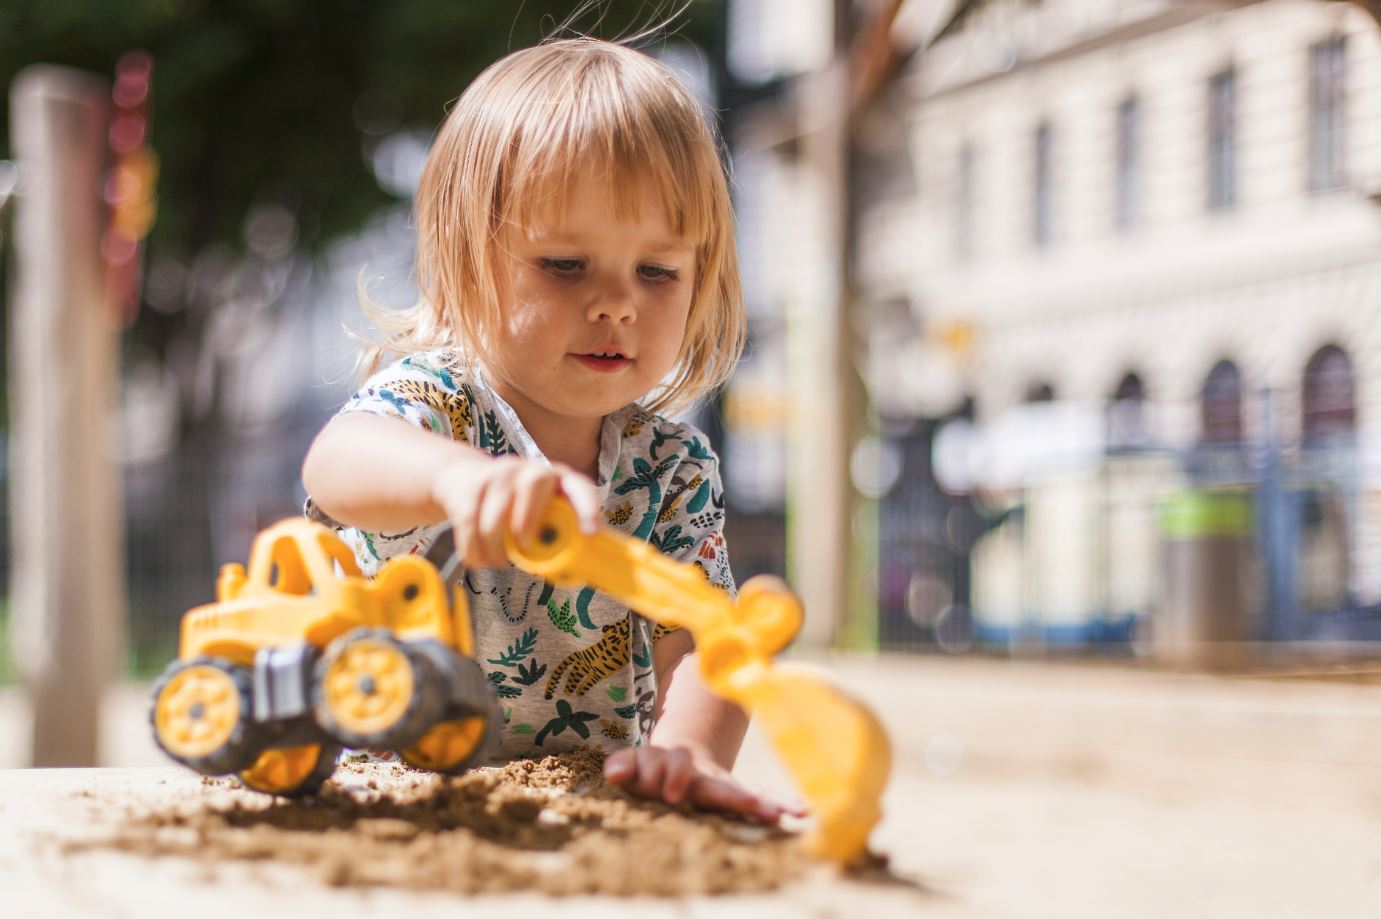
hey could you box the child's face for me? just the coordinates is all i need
[489,175,696,438]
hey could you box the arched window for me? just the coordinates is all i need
[1201,359,1244,444]
[1302,344,1356,443]
[1108,372,1148,447]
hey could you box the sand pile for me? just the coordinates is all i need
[64,748,831,896]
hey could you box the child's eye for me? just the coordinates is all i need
[638,264,678,283]
[540,257,585,277]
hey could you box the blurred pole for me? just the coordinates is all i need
[8,67,126,766]
[789,4,854,648]
[788,0,908,647]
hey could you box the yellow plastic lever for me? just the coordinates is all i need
[506,497,892,863]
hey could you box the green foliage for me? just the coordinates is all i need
[0,1,724,261]
[605,684,627,702]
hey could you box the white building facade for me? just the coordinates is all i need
[856,0,1381,637]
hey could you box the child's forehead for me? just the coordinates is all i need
[510,173,690,243]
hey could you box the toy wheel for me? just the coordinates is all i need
[401,713,492,774]
[150,656,266,775]
[238,741,343,797]
[313,630,444,749]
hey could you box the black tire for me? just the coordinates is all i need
[312,628,445,749]
[399,644,501,774]
[149,656,267,776]
[238,741,343,797]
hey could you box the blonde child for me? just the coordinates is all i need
[302,37,799,824]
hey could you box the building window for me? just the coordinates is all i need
[1302,344,1356,442]
[1201,359,1244,444]
[1116,97,1139,230]
[1108,372,1149,448]
[1034,121,1052,246]
[1025,381,1055,403]
[1207,69,1236,209]
[957,142,976,261]
[1308,37,1347,192]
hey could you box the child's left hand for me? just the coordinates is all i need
[603,744,807,824]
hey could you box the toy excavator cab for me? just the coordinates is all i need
[507,497,893,864]
[150,518,501,796]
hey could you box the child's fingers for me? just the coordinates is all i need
[631,750,670,800]
[689,775,783,823]
[474,472,518,566]
[603,748,637,784]
[510,467,558,546]
[556,469,602,534]
[660,748,694,805]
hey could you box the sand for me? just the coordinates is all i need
[58,748,882,898]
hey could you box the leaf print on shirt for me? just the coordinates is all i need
[513,659,547,686]
[535,699,600,745]
[650,525,695,555]
[687,479,711,514]
[615,456,679,540]
[488,671,522,699]
[682,437,714,462]
[575,587,597,630]
[600,719,630,741]
[547,597,580,637]
[486,627,538,667]
[606,500,634,526]
[649,426,676,460]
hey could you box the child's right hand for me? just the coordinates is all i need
[430,453,603,568]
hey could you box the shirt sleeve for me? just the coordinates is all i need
[657,433,736,601]
[302,352,477,572]
[338,351,478,445]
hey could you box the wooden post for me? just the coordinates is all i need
[8,66,126,766]
[788,5,857,649]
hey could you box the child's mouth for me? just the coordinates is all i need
[573,352,631,373]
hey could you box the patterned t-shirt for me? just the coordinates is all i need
[305,349,735,762]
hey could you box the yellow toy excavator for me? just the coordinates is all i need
[151,498,892,863]
[505,497,892,864]
[149,519,500,796]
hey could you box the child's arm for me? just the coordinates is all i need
[603,629,805,823]
[303,412,602,565]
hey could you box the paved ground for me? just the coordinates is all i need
[1,655,1379,917]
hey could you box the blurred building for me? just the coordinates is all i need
[728,0,1381,652]
[862,0,1381,648]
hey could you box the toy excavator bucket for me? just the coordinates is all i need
[507,497,892,864]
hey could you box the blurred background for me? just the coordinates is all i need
[2,0,1381,762]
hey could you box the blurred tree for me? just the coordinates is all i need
[0,0,723,266]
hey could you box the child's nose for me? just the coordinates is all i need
[587,280,636,324]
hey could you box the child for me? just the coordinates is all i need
[301,37,798,824]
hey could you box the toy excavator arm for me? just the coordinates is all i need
[506,497,891,864]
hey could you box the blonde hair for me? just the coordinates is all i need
[360,37,746,415]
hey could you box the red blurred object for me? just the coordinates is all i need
[103,50,157,325]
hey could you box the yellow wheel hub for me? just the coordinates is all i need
[403,716,487,770]
[154,664,242,759]
[240,744,326,793]
[321,639,415,735]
